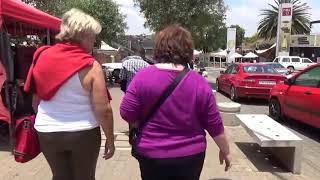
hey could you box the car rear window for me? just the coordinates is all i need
[243,65,278,74]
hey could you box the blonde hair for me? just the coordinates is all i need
[56,8,102,42]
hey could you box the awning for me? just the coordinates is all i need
[255,43,276,54]
[0,0,61,35]
[244,52,258,58]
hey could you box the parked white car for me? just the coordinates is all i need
[273,56,316,71]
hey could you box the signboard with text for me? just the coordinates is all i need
[227,28,236,63]
[276,3,293,56]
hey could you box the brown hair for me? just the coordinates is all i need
[154,25,193,65]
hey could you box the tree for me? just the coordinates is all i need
[134,0,227,52]
[22,0,127,45]
[230,25,245,47]
[258,0,311,39]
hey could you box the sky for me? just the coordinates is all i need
[116,0,320,37]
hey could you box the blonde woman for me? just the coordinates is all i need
[25,9,114,180]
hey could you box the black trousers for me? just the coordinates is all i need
[37,127,101,180]
[138,152,205,180]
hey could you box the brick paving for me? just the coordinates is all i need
[0,82,319,180]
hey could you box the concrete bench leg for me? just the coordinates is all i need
[270,145,302,174]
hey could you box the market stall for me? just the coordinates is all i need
[243,52,259,63]
[0,0,61,144]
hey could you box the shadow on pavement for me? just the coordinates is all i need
[235,142,288,173]
[281,118,320,143]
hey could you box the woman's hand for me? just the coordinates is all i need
[219,150,232,171]
[103,140,115,160]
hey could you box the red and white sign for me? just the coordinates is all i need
[282,8,292,16]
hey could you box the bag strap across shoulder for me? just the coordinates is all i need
[139,68,190,129]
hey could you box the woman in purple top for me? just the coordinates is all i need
[120,25,231,180]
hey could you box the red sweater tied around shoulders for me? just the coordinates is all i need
[24,42,112,101]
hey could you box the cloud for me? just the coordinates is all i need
[117,0,151,35]
[116,0,134,7]
[226,0,320,37]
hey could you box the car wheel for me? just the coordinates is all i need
[269,98,283,122]
[230,86,238,102]
[287,66,294,72]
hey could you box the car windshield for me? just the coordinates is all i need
[243,65,278,74]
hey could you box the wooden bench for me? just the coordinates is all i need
[236,114,303,174]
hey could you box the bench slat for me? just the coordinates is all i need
[236,114,302,147]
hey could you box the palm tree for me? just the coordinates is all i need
[258,0,311,39]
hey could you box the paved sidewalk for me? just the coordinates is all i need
[0,87,319,180]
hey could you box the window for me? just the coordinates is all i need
[225,65,234,74]
[230,65,239,74]
[303,58,313,63]
[282,58,290,62]
[274,58,279,63]
[295,67,320,88]
[292,58,301,63]
[243,65,278,74]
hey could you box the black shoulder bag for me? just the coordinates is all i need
[129,68,190,159]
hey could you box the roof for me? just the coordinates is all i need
[276,56,301,58]
[0,0,61,35]
[100,41,118,51]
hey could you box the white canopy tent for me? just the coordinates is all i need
[243,52,258,58]
[230,52,243,63]
[212,49,228,58]
[210,49,228,68]
[230,52,243,58]
[194,49,202,55]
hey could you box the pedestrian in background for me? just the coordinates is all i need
[120,25,231,180]
[119,47,151,132]
[119,47,150,93]
[25,9,114,180]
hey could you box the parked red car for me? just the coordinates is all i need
[216,63,286,101]
[269,64,320,128]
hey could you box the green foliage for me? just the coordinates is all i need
[22,0,127,45]
[258,0,311,39]
[134,0,227,52]
[245,33,260,44]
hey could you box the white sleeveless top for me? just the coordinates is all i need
[35,73,98,132]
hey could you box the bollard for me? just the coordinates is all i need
[217,102,241,126]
